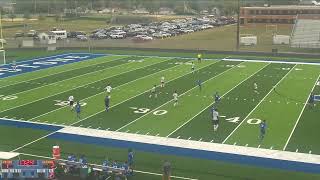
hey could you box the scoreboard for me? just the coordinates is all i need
[1,160,55,179]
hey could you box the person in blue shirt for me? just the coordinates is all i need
[128,149,134,168]
[197,79,202,91]
[214,92,220,103]
[259,120,267,142]
[75,102,81,119]
[308,93,315,107]
[105,95,110,112]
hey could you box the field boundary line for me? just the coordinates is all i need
[283,74,320,150]
[9,56,140,96]
[30,58,197,121]
[222,64,298,144]
[11,60,217,152]
[0,58,166,114]
[67,60,219,125]
[0,55,127,89]
[166,63,270,137]
[18,152,198,180]
[116,61,245,132]
[0,53,72,66]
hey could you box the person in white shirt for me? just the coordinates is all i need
[173,91,178,107]
[212,107,219,131]
[160,76,165,88]
[105,84,112,95]
[68,95,74,110]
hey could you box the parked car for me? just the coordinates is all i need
[27,30,38,37]
[15,32,24,38]
[68,31,86,38]
[76,35,88,41]
[135,35,153,41]
[110,33,125,39]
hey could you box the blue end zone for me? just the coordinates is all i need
[0,118,63,131]
[0,53,105,78]
[49,133,320,174]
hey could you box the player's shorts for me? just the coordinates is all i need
[69,101,74,106]
[212,119,219,125]
[260,129,265,135]
[128,160,133,166]
[161,81,164,84]
[198,58,201,61]
[192,67,195,71]
[174,99,178,102]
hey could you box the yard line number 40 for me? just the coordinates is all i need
[225,117,263,125]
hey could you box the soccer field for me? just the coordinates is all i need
[0,53,320,179]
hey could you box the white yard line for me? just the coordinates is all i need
[166,63,270,137]
[116,61,246,132]
[10,60,215,152]
[1,59,165,114]
[282,74,320,151]
[0,56,127,89]
[30,58,200,121]
[222,64,297,144]
[18,152,198,180]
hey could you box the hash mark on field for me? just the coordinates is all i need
[198,138,202,141]
[125,130,130,133]
[97,127,101,129]
[309,151,312,154]
[245,144,248,147]
[52,122,57,124]
[233,142,237,145]
[44,121,48,123]
[146,132,150,135]
[270,146,273,150]
[79,125,83,127]
[258,145,261,148]
[210,139,214,143]
[156,133,160,136]
[176,136,180,139]
[296,149,299,152]
[188,137,192,140]
[106,128,110,131]
[87,126,92,128]
[135,131,140,134]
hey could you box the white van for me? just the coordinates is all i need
[51,30,67,40]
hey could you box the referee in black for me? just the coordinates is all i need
[162,160,171,180]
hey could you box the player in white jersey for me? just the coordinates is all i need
[191,62,195,74]
[105,84,112,95]
[211,107,219,131]
[173,91,178,107]
[160,76,165,88]
[254,82,259,94]
[12,61,17,71]
[149,85,157,98]
[68,95,74,110]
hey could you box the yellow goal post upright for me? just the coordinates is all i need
[0,12,6,65]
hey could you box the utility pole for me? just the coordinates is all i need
[236,0,240,51]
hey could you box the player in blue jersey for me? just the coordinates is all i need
[75,102,81,119]
[197,79,202,91]
[214,92,221,104]
[105,95,110,112]
[259,120,267,142]
[308,93,315,107]
[128,149,134,168]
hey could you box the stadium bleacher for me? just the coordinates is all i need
[290,15,320,48]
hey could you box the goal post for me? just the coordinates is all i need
[0,49,6,65]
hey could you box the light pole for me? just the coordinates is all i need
[236,0,240,51]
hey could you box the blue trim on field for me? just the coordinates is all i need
[0,118,63,131]
[314,95,320,101]
[0,53,105,78]
[48,132,320,174]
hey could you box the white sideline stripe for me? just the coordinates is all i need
[223,58,320,66]
[30,59,177,120]
[283,74,320,150]
[10,60,215,152]
[2,57,161,114]
[71,60,218,125]
[0,55,127,89]
[116,61,245,132]
[56,127,320,164]
[222,64,297,144]
[166,63,270,137]
[18,152,198,180]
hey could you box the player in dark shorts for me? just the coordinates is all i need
[162,160,171,180]
[105,95,110,112]
[308,93,315,107]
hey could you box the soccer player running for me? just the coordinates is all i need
[160,76,165,88]
[149,85,157,98]
[197,53,202,63]
[68,95,74,111]
[259,120,267,143]
[197,79,202,91]
[173,91,178,107]
[254,82,259,94]
[214,92,221,104]
[308,93,315,108]
[211,106,219,132]
[105,83,112,95]
[128,149,134,170]
[105,95,110,112]
[191,62,195,74]
[75,102,81,120]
